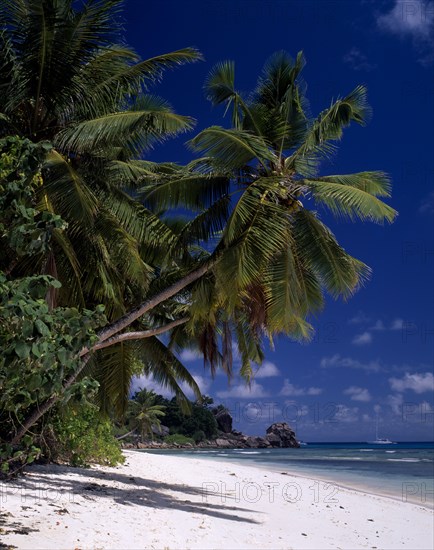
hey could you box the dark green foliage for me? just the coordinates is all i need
[153,396,218,439]
[0,136,65,264]
[0,134,109,473]
[192,430,206,443]
[0,0,203,416]
[0,272,106,474]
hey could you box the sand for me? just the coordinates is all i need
[0,450,433,549]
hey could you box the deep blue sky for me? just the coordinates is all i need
[125,0,434,441]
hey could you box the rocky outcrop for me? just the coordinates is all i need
[265,422,299,448]
[207,422,299,449]
[123,418,300,450]
[152,424,169,437]
[245,436,271,448]
[212,407,233,433]
[215,438,234,448]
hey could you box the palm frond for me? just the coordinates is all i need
[141,172,230,212]
[216,180,291,302]
[293,209,371,298]
[234,313,265,381]
[137,336,202,413]
[94,47,203,94]
[304,175,397,223]
[189,126,276,171]
[105,159,184,187]
[43,149,98,228]
[264,244,323,334]
[94,341,138,417]
[204,60,236,105]
[56,105,194,154]
[175,195,230,247]
[286,85,371,173]
[254,50,306,110]
[311,171,392,196]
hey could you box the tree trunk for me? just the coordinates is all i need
[80,317,189,355]
[116,429,137,441]
[86,260,213,349]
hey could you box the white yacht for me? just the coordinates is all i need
[368,417,396,445]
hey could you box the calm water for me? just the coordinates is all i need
[142,442,434,507]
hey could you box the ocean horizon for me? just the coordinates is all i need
[141,441,434,508]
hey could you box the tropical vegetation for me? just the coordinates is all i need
[0,0,397,473]
[116,389,218,444]
[0,0,204,417]
[119,389,167,441]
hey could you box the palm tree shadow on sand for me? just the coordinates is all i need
[14,463,263,525]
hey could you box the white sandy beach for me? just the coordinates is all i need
[1,450,433,550]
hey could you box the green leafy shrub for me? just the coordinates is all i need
[46,404,124,467]
[164,434,195,445]
[0,272,106,474]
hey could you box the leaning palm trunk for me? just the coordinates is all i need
[116,429,137,441]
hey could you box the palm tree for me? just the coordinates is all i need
[8,50,398,446]
[140,51,398,378]
[119,389,166,441]
[0,0,204,414]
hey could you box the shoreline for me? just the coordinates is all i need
[1,450,433,549]
[136,447,434,510]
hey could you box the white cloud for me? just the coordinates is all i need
[348,315,405,337]
[390,318,404,330]
[344,386,372,402]
[377,0,433,39]
[370,320,386,331]
[352,331,373,345]
[216,380,270,399]
[389,372,434,394]
[179,349,202,362]
[306,387,323,396]
[348,311,371,324]
[377,0,434,63]
[280,379,323,397]
[334,405,360,423]
[343,47,377,71]
[387,393,404,415]
[320,354,381,372]
[180,374,211,399]
[253,361,280,379]
[131,372,211,400]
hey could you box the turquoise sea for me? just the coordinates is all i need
[142,442,434,508]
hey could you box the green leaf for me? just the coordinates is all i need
[15,341,31,359]
[27,374,42,391]
[35,319,50,336]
